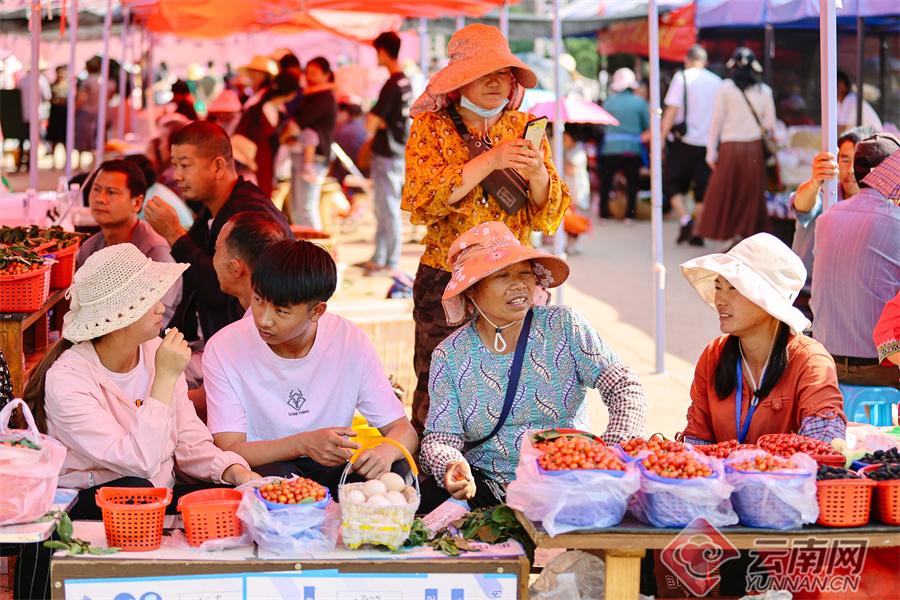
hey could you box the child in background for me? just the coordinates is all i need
[562,125,591,255]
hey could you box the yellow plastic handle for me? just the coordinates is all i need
[348,437,419,478]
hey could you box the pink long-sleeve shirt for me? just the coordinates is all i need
[44,337,249,489]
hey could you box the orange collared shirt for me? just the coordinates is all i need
[401,108,570,272]
[682,334,846,444]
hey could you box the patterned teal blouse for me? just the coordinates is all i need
[422,305,647,487]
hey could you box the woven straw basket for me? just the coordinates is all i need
[339,438,420,550]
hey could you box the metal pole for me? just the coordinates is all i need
[455,15,465,31]
[28,0,41,190]
[551,0,566,305]
[878,33,886,119]
[65,0,78,178]
[117,6,129,140]
[95,0,113,163]
[499,1,510,39]
[146,33,156,115]
[763,24,774,88]
[820,0,838,210]
[855,16,864,127]
[418,18,429,78]
[648,0,666,374]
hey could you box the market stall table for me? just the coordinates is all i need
[0,489,78,545]
[50,520,530,599]
[0,288,69,397]
[515,512,900,599]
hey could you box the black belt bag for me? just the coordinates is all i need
[446,104,529,215]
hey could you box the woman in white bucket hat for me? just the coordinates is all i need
[22,243,258,520]
[677,233,846,446]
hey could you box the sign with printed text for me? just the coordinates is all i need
[65,571,518,600]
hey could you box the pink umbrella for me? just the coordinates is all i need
[528,97,620,126]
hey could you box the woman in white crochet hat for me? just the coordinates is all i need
[678,233,845,446]
[402,23,571,438]
[23,244,259,519]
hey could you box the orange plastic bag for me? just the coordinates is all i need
[0,399,67,525]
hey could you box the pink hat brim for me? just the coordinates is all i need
[441,246,569,326]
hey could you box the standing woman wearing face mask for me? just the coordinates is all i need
[402,24,571,437]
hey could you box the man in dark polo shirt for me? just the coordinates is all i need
[361,31,412,275]
[146,121,292,353]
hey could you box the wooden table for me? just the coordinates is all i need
[516,512,900,599]
[0,287,68,397]
[51,521,530,599]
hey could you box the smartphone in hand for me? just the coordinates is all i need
[523,116,549,149]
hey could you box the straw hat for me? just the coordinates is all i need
[62,244,187,342]
[609,68,639,93]
[442,222,569,326]
[231,134,258,172]
[239,55,278,77]
[411,24,536,116]
[680,233,810,335]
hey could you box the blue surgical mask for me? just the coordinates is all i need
[460,94,508,118]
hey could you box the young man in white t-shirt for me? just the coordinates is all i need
[203,239,417,496]
[660,44,722,247]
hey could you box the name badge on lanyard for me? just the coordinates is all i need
[735,360,762,444]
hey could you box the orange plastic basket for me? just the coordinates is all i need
[816,477,875,527]
[177,488,243,547]
[45,242,79,289]
[860,465,900,525]
[96,487,172,551]
[0,265,50,312]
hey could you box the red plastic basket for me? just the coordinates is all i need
[96,487,172,551]
[45,242,79,289]
[0,264,50,312]
[176,488,243,547]
[816,476,876,527]
[860,464,900,525]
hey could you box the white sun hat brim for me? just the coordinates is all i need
[680,234,811,336]
[62,255,187,343]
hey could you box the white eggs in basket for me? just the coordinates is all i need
[380,472,406,493]
[402,485,418,503]
[366,494,391,507]
[385,491,407,506]
[362,479,387,498]
[345,489,366,505]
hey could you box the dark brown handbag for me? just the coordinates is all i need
[446,104,530,214]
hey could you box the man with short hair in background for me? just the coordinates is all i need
[78,159,181,326]
[361,31,412,276]
[661,44,722,246]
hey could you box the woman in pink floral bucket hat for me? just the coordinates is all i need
[402,24,571,437]
[417,222,647,512]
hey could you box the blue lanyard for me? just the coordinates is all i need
[735,360,761,444]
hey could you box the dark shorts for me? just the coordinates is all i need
[664,139,710,202]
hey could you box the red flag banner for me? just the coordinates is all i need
[598,4,697,63]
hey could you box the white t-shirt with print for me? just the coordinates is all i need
[202,312,405,442]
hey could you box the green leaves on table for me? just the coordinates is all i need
[404,505,534,560]
[42,512,119,555]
